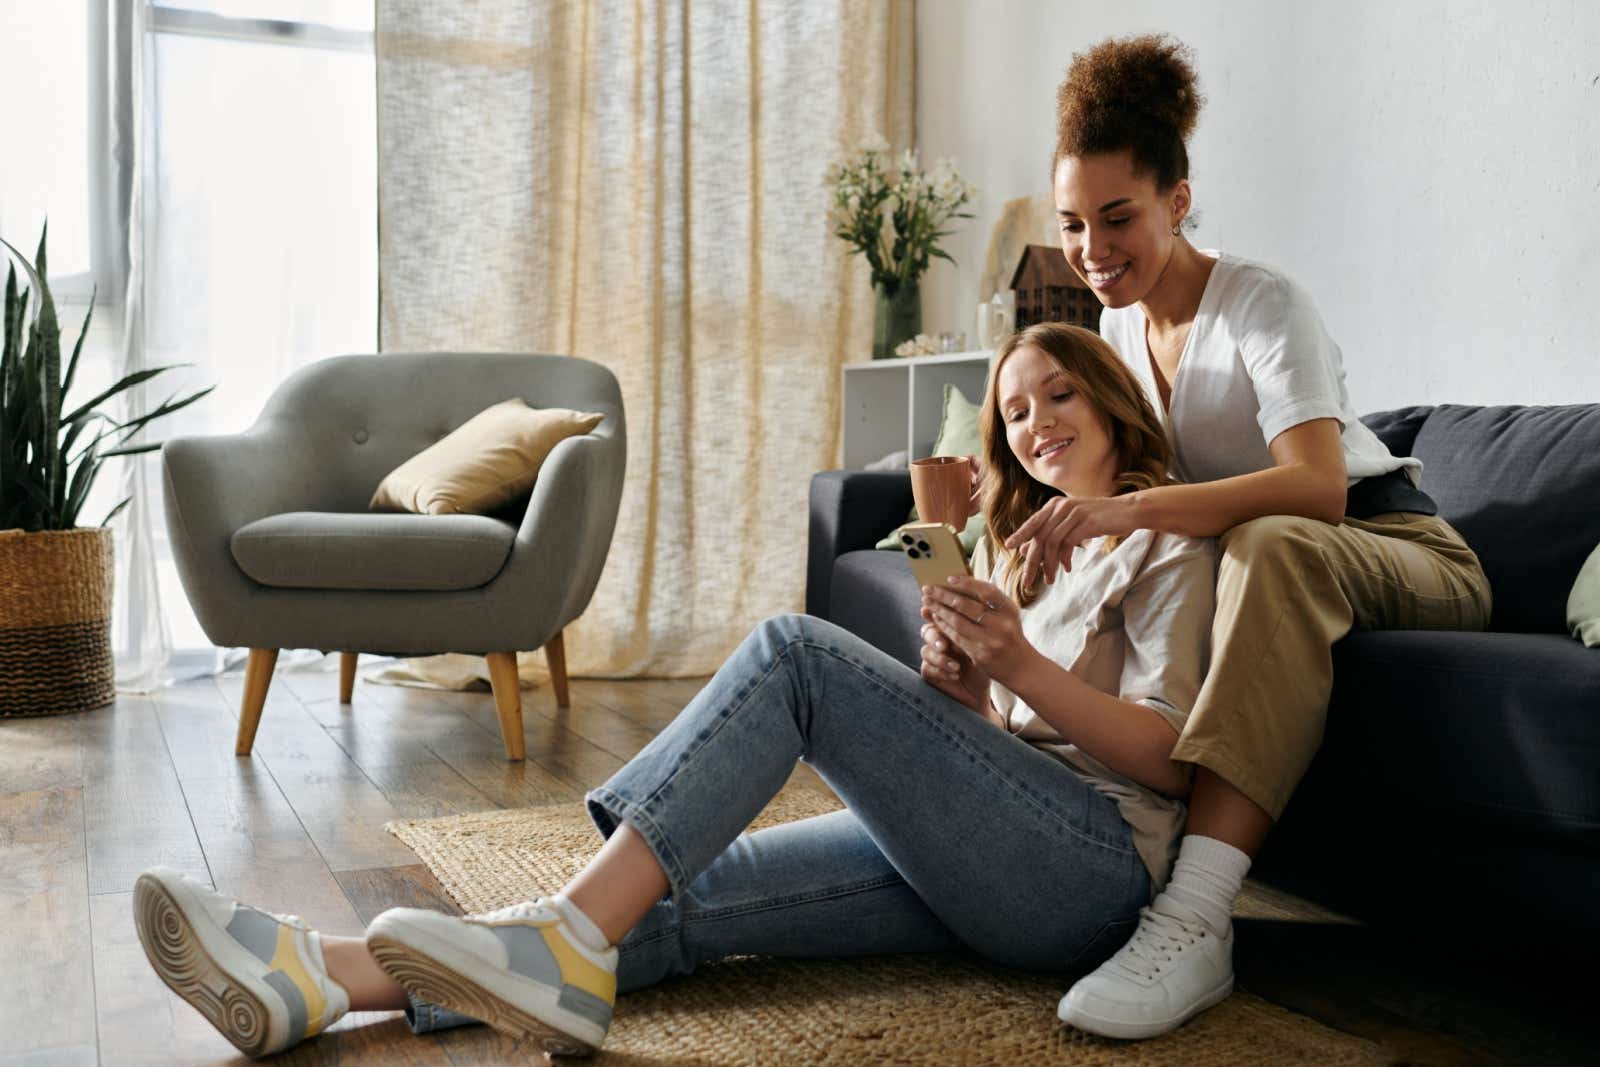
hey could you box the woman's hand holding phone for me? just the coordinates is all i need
[897,520,1028,715]
[918,616,991,713]
[920,576,1033,695]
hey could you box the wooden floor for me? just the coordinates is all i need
[0,670,1587,1066]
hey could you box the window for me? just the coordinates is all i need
[1,2,379,668]
[143,1,378,656]
[0,2,376,668]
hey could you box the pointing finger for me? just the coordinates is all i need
[1005,513,1039,549]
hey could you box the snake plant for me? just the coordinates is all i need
[1,224,213,532]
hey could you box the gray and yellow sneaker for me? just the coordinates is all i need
[133,866,350,1058]
[366,896,617,1057]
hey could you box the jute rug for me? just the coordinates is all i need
[386,788,1389,1066]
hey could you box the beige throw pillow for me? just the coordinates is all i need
[1569,542,1600,648]
[370,398,604,515]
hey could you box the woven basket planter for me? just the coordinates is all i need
[0,527,115,717]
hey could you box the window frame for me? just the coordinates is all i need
[50,1,374,306]
[146,3,373,55]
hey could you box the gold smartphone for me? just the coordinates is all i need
[895,521,971,589]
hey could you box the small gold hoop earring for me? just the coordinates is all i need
[1171,224,1181,236]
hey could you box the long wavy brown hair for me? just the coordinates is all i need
[978,322,1173,608]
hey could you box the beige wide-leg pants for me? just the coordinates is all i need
[1169,511,1492,821]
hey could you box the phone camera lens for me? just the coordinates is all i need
[900,534,913,545]
[916,540,930,553]
[907,548,921,559]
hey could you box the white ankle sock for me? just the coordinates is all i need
[1157,834,1251,936]
[550,894,612,951]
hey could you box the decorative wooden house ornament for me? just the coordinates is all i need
[1009,244,1102,332]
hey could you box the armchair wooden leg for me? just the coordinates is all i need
[339,652,358,703]
[544,629,570,709]
[485,651,526,761]
[236,648,279,756]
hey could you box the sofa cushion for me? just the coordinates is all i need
[1405,404,1600,633]
[1359,405,1433,459]
[1326,629,1600,839]
[827,549,923,670]
[231,511,515,591]
[806,470,916,621]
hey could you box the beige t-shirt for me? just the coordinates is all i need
[973,527,1217,897]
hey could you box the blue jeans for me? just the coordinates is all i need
[406,614,1150,1034]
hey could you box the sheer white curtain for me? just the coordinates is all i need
[107,0,165,689]
[0,0,169,687]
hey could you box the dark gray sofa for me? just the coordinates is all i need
[806,404,1600,952]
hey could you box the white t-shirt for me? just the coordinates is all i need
[1099,251,1420,488]
[973,527,1217,898]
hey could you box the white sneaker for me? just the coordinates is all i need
[1056,895,1234,1040]
[132,866,350,1058]
[366,897,618,1057]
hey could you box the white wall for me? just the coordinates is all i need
[916,0,1600,411]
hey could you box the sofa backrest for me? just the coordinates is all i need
[1362,404,1600,634]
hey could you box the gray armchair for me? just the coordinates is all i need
[161,353,627,761]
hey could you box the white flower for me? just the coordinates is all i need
[829,145,975,284]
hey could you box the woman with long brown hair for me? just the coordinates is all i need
[991,35,1491,1040]
[131,324,1219,1060]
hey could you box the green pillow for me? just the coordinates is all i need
[876,383,986,557]
[1568,542,1600,647]
[931,380,983,458]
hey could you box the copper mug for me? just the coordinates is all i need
[911,455,974,533]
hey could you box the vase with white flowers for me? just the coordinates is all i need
[828,144,975,360]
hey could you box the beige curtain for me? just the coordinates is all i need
[372,1,914,688]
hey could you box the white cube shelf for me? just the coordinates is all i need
[840,349,995,469]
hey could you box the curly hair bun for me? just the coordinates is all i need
[1055,34,1203,189]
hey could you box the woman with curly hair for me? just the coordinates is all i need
[131,324,1220,1059]
[1003,34,1492,1040]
